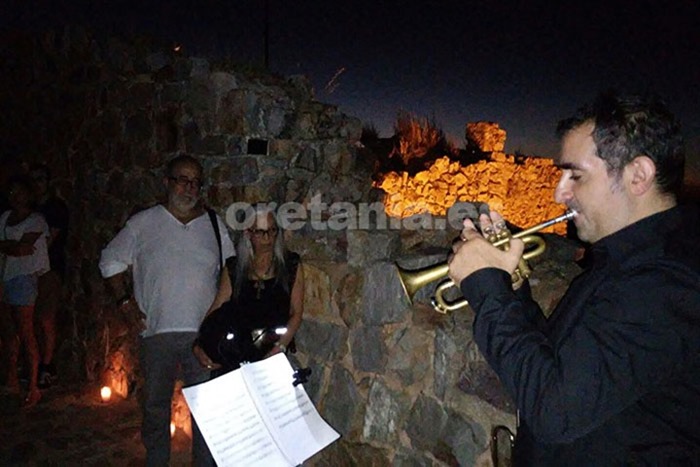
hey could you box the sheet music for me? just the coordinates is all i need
[240,354,340,464]
[183,369,293,467]
[183,354,339,466]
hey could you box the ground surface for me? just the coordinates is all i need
[0,381,193,466]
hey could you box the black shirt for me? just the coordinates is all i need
[198,252,300,372]
[460,205,700,465]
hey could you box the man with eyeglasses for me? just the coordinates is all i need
[99,155,235,466]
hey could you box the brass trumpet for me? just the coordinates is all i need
[397,210,576,313]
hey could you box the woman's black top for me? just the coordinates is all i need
[198,251,300,371]
[234,259,298,331]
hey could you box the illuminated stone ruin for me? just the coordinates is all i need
[375,121,567,234]
[466,121,506,152]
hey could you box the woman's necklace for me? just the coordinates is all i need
[251,260,274,299]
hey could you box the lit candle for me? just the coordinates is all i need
[100,386,112,402]
[170,422,176,437]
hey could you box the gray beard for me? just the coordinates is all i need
[171,193,199,212]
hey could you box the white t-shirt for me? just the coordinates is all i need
[99,205,235,337]
[0,210,50,281]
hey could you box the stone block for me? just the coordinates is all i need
[360,262,411,326]
[458,359,514,413]
[406,394,448,451]
[302,263,333,318]
[189,134,226,155]
[154,108,178,153]
[269,139,298,161]
[158,83,187,107]
[205,185,234,209]
[217,89,250,135]
[323,140,355,175]
[145,51,171,71]
[338,115,363,141]
[392,449,436,467]
[189,57,210,78]
[350,326,386,373]
[172,57,193,80]
[295,319,347,361]
[228,156,260,185]
[323,365,364,437]
[435,408,486,467]
[292,111,317,139]
[386,326,432,387]
[125,81,156,110]
[225,136,246,155]
[293,145,319,171]
[312,440,390,467]
[337,271,364,327]
[264,105,290,137]
[347,230,400,268]
[465,121,507,153]
[187,80,215,124]
[362,378,410,444]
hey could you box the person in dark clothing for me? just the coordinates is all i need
[448,91,700,466]
[194,203,304,374]
[29,164,69,388]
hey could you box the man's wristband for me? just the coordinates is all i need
[116,295,133,308]
[275,342,287,353]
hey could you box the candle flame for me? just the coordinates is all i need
[100,386,112,402]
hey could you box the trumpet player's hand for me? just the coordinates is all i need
[447,211,524,285]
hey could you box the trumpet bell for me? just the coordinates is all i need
[397,263,459,313]
[396,263,449,304]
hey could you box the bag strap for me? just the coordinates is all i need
[207,209,223,271]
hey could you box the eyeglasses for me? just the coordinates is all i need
[250,227,278,237]
[168,176,203,189]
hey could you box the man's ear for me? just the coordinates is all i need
[626,155,656,196]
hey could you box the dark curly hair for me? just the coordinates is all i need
[557,90,685,197]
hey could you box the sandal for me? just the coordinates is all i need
[22,388,42,408]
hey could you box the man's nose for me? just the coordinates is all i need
[554,178,572,204]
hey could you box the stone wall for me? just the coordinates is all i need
[0,29,584,466]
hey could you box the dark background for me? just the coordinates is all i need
[3,0,699,184]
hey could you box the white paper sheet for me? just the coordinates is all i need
[183,354,339,467]
[240,354,341,464]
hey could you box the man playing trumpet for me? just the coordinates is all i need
[448,91,700,465]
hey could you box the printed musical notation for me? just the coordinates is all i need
[183,354,340,467]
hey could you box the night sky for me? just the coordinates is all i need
[5,0,700,182]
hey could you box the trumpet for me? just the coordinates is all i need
[397,210,577,313]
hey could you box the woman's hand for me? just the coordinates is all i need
[193,342,222,370]
[264,342,286,359]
